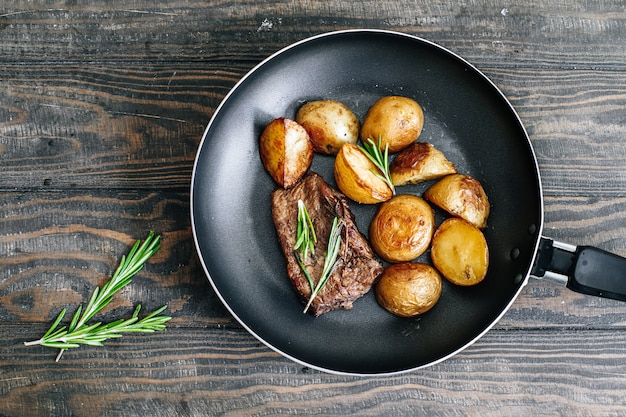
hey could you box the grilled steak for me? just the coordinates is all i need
[271,172,384,316]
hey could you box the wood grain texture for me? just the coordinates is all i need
[0,65,220,190]
[1,0,625,68]
[3,325,626,417]
[0,190,229,326]
[1,189,626,329]
[2,64,625,193]
[2,0,626,415]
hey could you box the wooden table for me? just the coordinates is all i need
[2,1,626,415]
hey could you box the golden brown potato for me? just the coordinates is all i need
[390,142,457,186]
[430,218,489,286]
[295,100,360,155]
[369,195,435,263]
[424,174,490,229]
[334,143,393,204]
[375,262,442,317]
[259,118,313,188]
[360,96,424,153]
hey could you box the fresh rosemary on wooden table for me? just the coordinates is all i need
[24,231,171,361]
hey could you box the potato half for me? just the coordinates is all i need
[376,262,443,317]
[390,142,457,186]
[369,194,435,263]
[431,218,489,286]
[334,143,393,204]
[259,118,313,188]
[424,174,490,229]
[360,96,424,153]
[295,100,360,155]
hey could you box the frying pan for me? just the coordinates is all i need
[191,29,626,375]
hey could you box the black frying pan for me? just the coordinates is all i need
[191,30,626,375]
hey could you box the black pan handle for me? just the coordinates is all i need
[531,237,626,301]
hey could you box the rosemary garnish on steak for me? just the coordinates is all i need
[302,217,344,314]
[294,199,316,262]
[293,200,344,314]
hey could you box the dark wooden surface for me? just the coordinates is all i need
[2,1,626,416]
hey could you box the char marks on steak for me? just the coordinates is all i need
[271,172,384,316]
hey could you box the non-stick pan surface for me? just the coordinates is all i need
[191,30,543,375]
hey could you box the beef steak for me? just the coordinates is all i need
[271,172,384,316]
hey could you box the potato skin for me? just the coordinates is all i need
[390,142,457,186]
[375,262,442,317]
[369,194,435,263]
[430,218,489,286]
[259,118,313,188]
[295,100,360,155]
[424,174,490,229]
[360,96,424,153]
[334,143,393,204]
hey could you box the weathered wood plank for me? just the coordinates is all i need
[3,325,626,417]
[0,190,228,327]
[2,190,626,329]
[1,0,626,70]
[0,64,222,190]
[1,64,626,194]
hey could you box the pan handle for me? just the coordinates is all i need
[531,237,626,301]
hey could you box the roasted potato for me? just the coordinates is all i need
[259,118,313,188]
[334,143,393,204]
[360,96,424,153]
[375,262,442,317]
[295,100,360,155]
[369,194,435,263]
[424,174,490,229]
[430,218,489,286]
[390,142,457,186]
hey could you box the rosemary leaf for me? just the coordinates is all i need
[303,217,344,314]
[294,199,316,262]
[42,342,81,349]
[42,308,67,339]
[358,136,395,194]
[67,305,82,333]
[294,251,316,294]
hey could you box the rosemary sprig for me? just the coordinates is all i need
[358,136,395,194]
[293,200,317,294]
[302,217,344,314]
[292,201,345,314]
[24,231,171,361]
[294,199,316,262]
